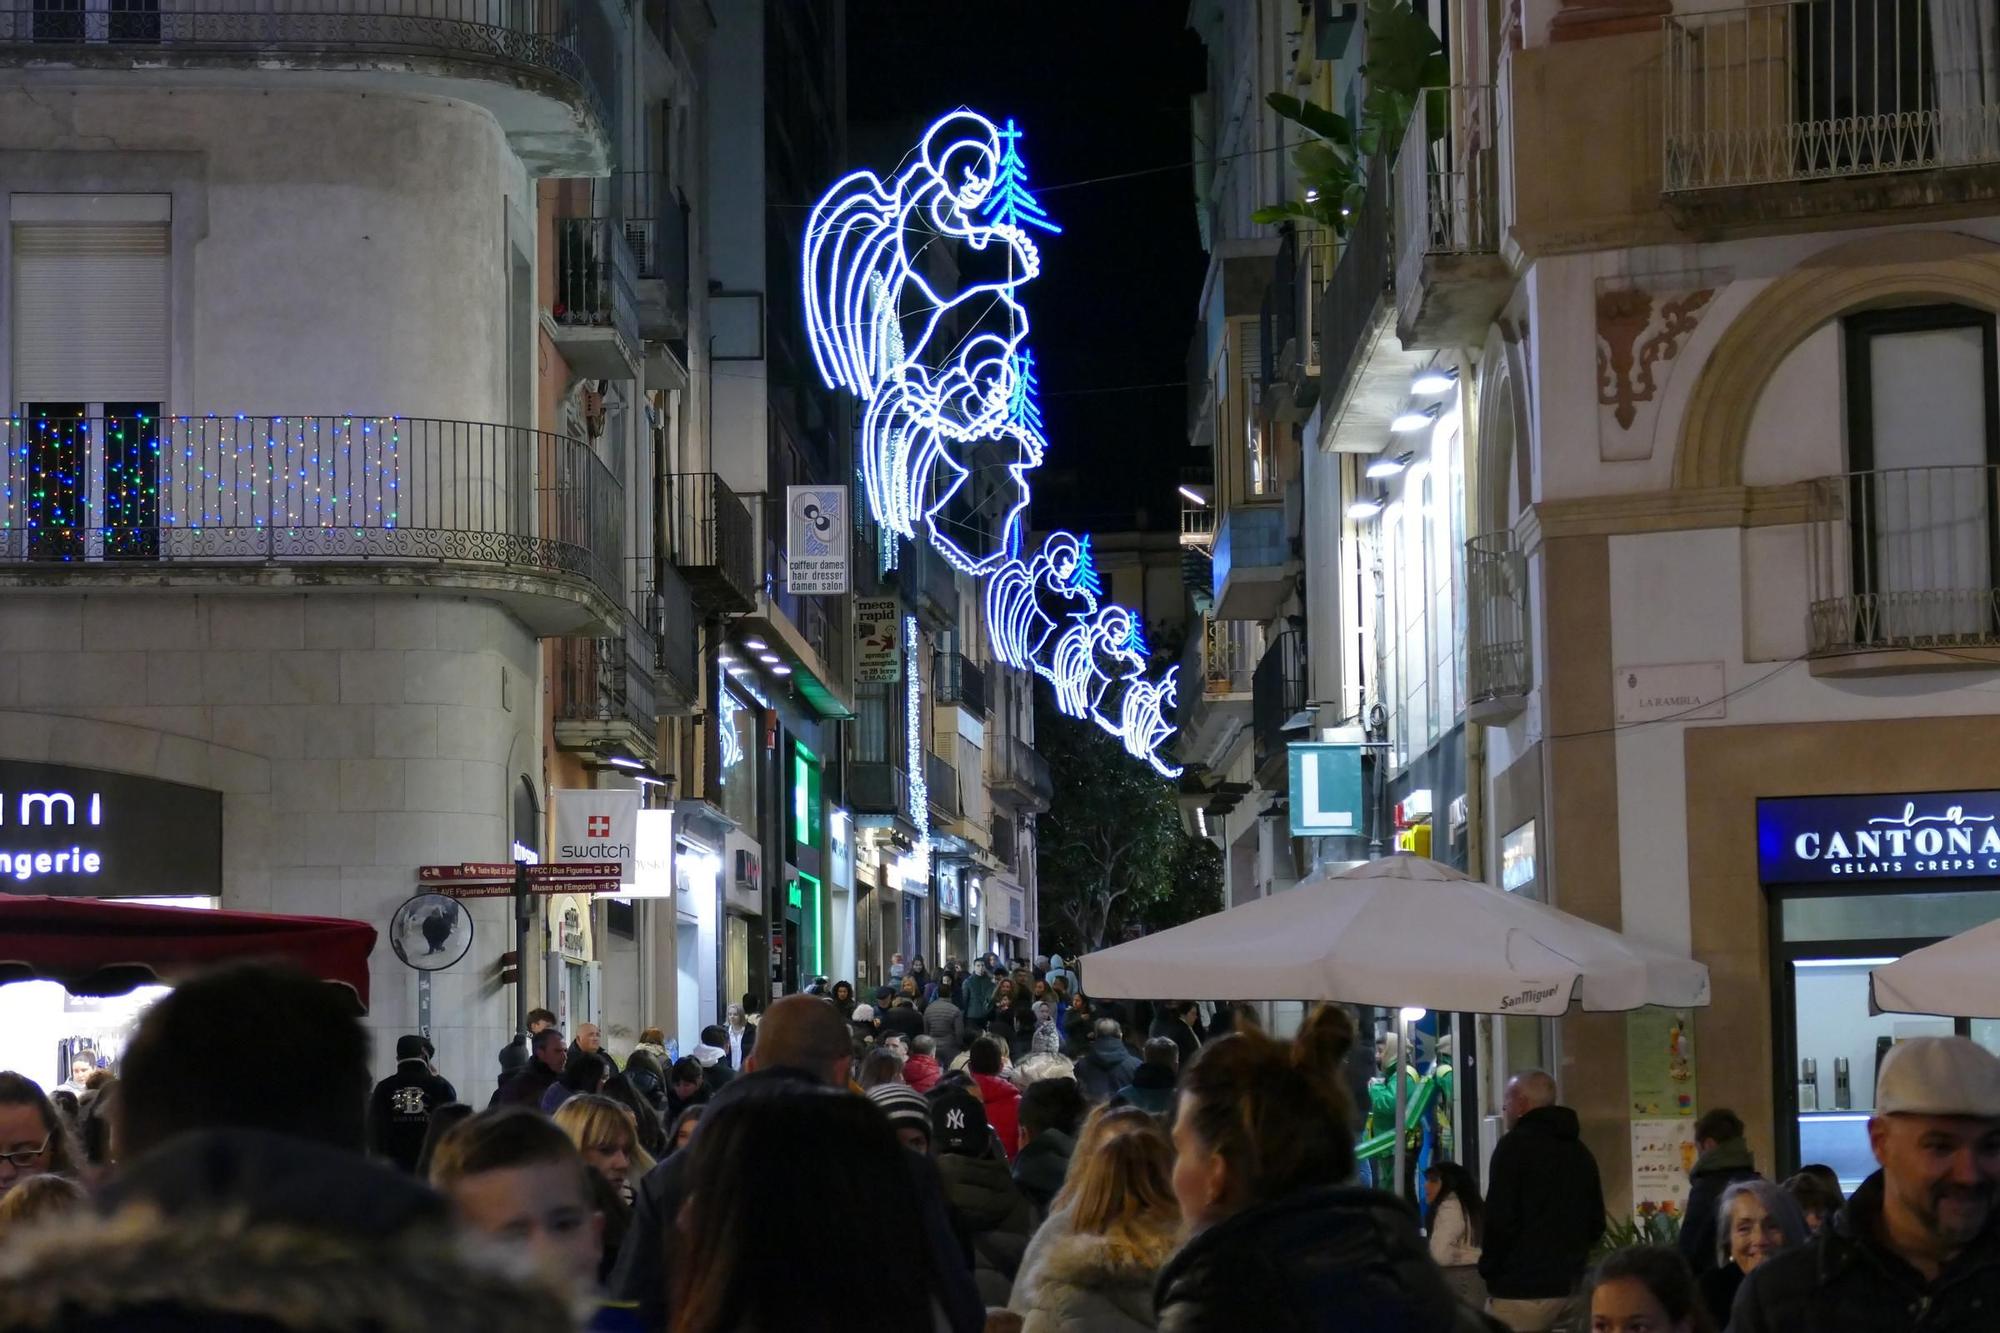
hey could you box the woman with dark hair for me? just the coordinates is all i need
[0,1072,81,1200]
[671,1089,936,1333]
[413,1101,474,1180]
[665,1056,709,1122]
[1587,1245,1714,1333]
[665,1103,705,1155]
[1779,1167,1844,1236]
[540,1049,611,1114]
[1424,1160,1486,1307]
[830,980,857,1021]
[623,1045,669,1114]
[1154,1006,1487,1332]
[602,1068,667,1157]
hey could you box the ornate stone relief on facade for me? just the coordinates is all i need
[1595,273,1725,462]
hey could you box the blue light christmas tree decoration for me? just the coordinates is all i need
[980,118,1061,235]
[805,110,1180,778]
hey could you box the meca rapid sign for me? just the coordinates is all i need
[0,759,221,895]
[1759,790,2000,884]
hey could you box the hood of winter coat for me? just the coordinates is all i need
[938,1151,1026,1231]
[1038,1221,1179,1294]
[973,1071,1022,1108]
[624,1047,666,1080]
[690,1042,727,1067]
[1084,1036,1133,1069]
[0,1131,572,1333]
[1515,1104,1582,1141]
[1131,1062,1177,1091]
[1691,1135,1755,1179]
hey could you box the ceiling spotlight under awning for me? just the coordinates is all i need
[771,664,794,676]
[605,755,645,771]
[758,653,780,664]
[1177,485,1208,506]
[1366,453,1413,479]
[1391,405,1443,433]
[742,637,768,651]
[1346,497,1384,520]
[1411,368,1457,395]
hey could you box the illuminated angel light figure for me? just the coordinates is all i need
[805,112,1182,777]
[806,110,1047,574]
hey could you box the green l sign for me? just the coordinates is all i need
[1288,743,1364,837]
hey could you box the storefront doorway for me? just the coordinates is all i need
[1759,791,2000,1186]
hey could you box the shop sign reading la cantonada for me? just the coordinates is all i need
[1758,790,2000,884]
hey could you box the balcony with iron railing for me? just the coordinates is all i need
[1663,0,2000,220]
[989,733,1053,813]
[933,652,988,716]
[991,813,1018,871]
[666,471,756,612]
[555,605,661,764]
[612,171,691,344]
[1211,503,1289,621]
[552,216,641,380]
[0,412,621,633]
[1251,629,1308,785]
[0,1,612,174]
[1394,85,1509,349]
[1319,155,1394,411]
[1177,614,1255,772]
[1806,464,2000,664]
[640,556,699,710]
[1466,531,1531,717]
[926,748,961,821]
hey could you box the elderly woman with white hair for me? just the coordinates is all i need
[1699,1176,1809,1327]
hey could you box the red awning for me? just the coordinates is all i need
[0,896,378,1012]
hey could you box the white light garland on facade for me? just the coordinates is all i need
[904,613,930,879]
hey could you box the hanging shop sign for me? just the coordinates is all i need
[552,788,640,876]
[1288,744,1364,838]
[0,759,220,897]
[618,809,675,901]
[1759,790,2000,884]
[855,599,902,682]
[785,484,851,595]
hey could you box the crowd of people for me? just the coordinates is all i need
[0,953,1993,1332]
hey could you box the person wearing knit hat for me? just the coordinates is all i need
[928,1083,1033,1305]
[1731,1036,2000,1332]
[868,1082,932,1153]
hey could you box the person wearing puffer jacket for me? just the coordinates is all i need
[905,1034,944,1094]
[1073,1018,1142,1103]
[1018,1114,1182,1332]
[1011,1023,1076,1089]
[931,1083,1035,1307]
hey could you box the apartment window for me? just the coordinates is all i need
[1842,305,2000,641]
[31,0,159,44]
[11,196,170,563]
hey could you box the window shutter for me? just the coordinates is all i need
[11,223,169,404]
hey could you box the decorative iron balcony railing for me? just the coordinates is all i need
[1467,531,1531,704]
[1808,464,2000,654]
[1663,0,2000,192]
[0,1,609,136]
[0,413,621,605]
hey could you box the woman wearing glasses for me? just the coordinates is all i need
[0,1073,81,1199]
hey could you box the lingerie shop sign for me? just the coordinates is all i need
[1758,791,2000,884]
[0,759,221,896]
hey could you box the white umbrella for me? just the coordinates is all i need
[1871,918,2000,1017]
[1079,854,1710,1015]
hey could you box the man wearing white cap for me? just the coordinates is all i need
[1730,1035,2000,1331]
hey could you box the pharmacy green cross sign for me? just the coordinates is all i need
[1287,743,1364,838]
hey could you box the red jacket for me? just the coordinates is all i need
[905,1053,943,1094]
[971,1072,1022,1160]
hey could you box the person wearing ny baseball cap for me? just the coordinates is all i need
[929,1083,1033,1306]
[1729,1035,2000,1332]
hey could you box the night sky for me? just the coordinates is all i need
[843,1,1209,534]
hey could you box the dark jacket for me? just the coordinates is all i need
[609,1066,984,1333]
[622,1048,668,1112]
[1729,1170,2000,1333]
[1677,1137,1758,1278]
[1149,1015,1202,1069]
[1112,1063,1177,1117]
[881,1003,925,1042]
[1153,1185,1505,1333]
[488,1059,559,1110]
[367,1059,457,1175]
[1074,1035,1141,1104]
[1013,1127,1076,1213]
[1477,1105,1606,1299]
[938,1149,1037,1307]
[1698,1260,1743,1329]
[963,973,998,1023]
[0,1128,570,1333]
[925,997,966,1064]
